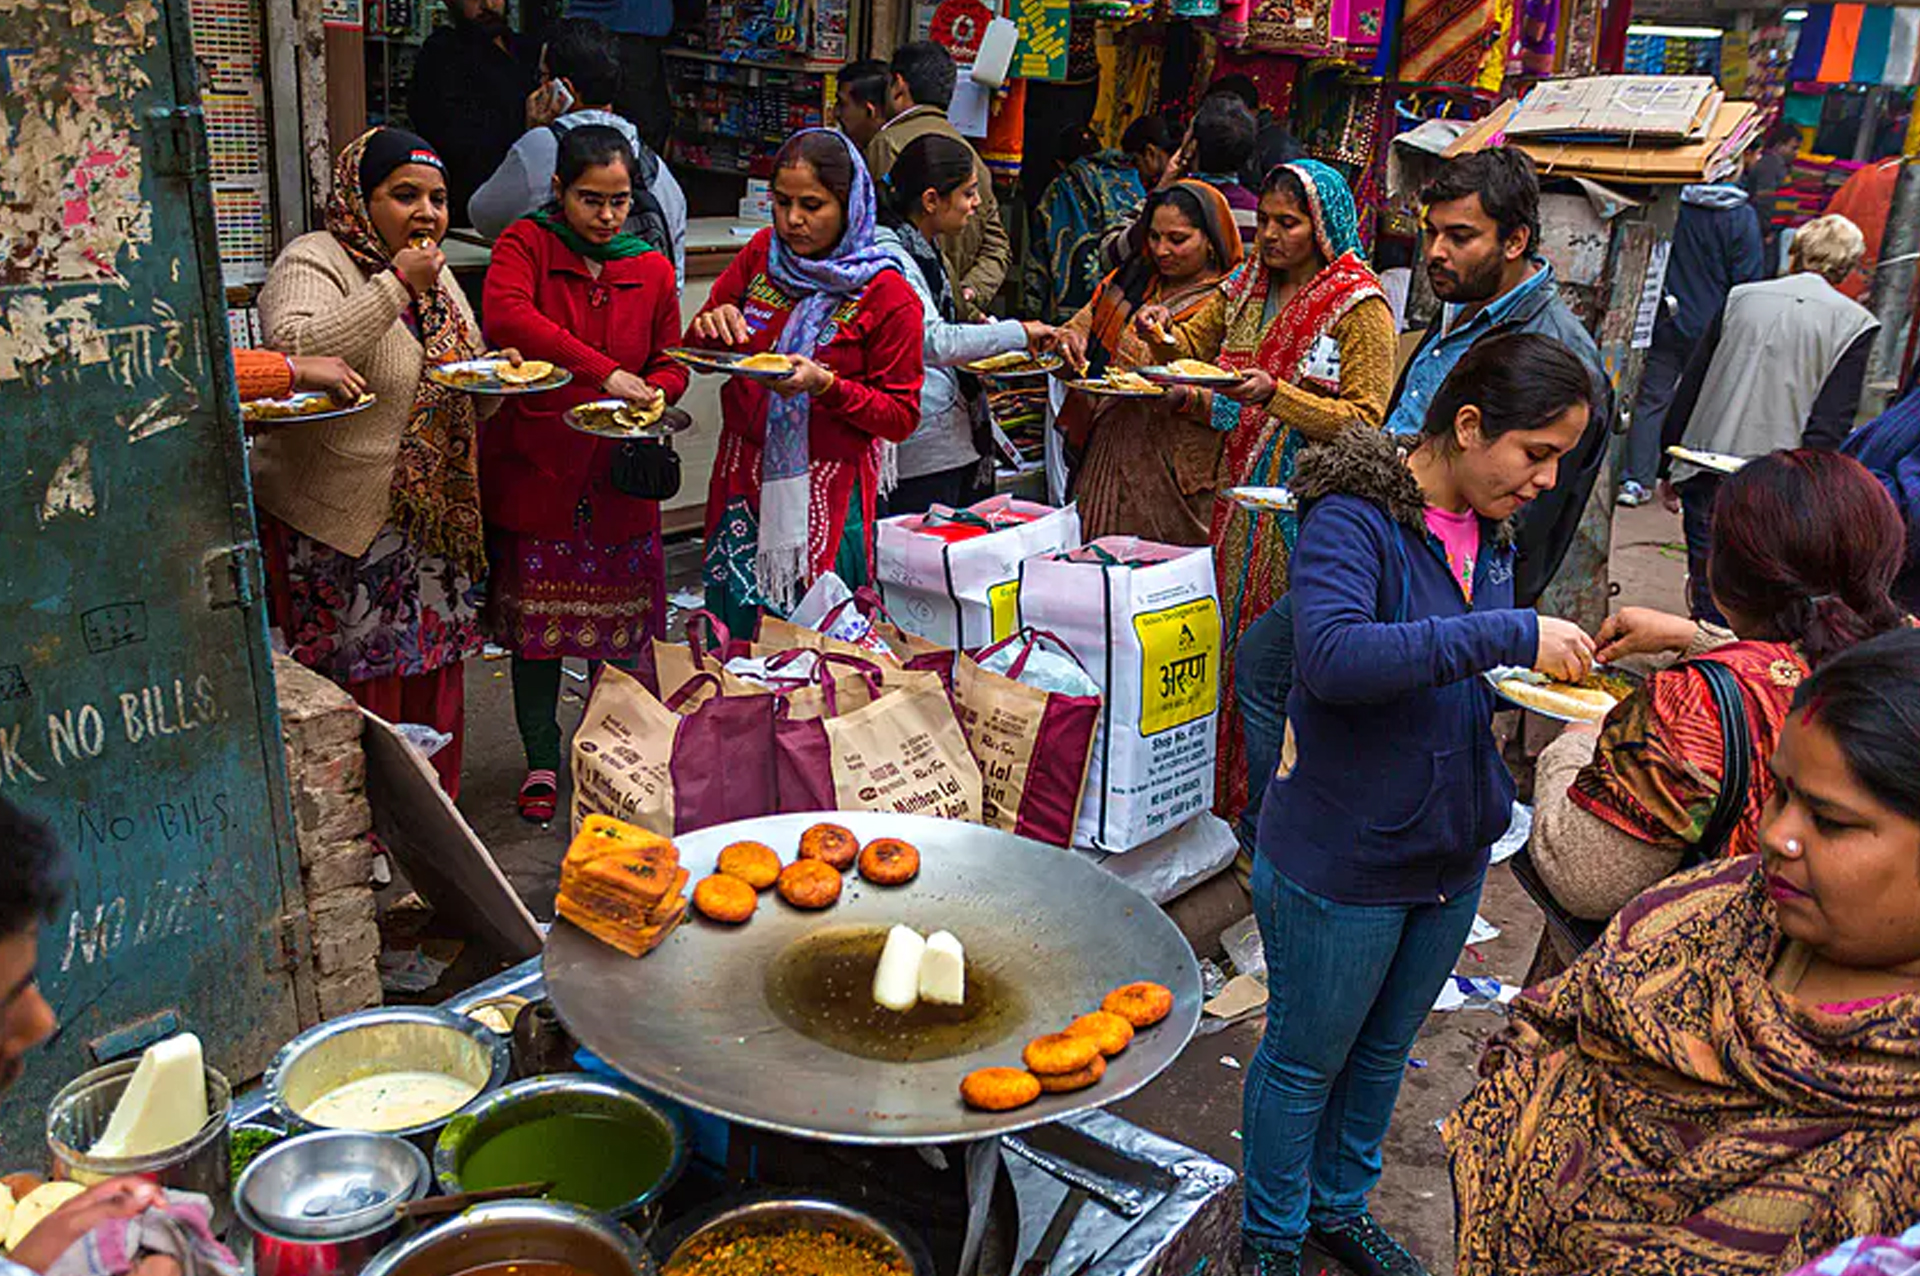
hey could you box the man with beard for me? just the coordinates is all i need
[409,0,539,225]
[1385,146,1611,607]
[0,798,181,1276]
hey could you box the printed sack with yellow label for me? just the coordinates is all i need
[875,495,1080,648]
[1017,538,1221,852]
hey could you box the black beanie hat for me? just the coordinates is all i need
[358,128,445,201]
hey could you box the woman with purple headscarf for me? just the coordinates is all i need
[689,129,926,633]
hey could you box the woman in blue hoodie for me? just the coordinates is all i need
[1240,331,1598,1276]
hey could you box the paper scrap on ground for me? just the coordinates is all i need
[1204,972,1269,1020]
[1468,914,1502,946]
[668,589,705,611]
[1432,975,1521,1012]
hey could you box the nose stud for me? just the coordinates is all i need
[1785,838,1803,855]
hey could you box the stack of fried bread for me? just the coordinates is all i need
[557,815,689,957]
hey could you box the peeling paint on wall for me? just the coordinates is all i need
[0,0,159,290]
[39,440,95,523]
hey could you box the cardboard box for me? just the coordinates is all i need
[1446,99,1760,184]
[1505,75,1721,142]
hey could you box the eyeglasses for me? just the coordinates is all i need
[574,191,633,213]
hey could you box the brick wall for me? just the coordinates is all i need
[274,653,383,1021]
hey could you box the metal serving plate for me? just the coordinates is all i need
[426,359,573,396]
[1226,485,1296,514]
[1136,365,1246,388]
[963,352,1063,378]
[1061,377,1163,399]
[543,811,1201,1145]
[1666,445,1747,475]
[1483,664,1643,724]
[564,401,694,440]
[241,392,376,428]
[665,347,794,380]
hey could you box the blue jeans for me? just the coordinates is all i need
[1677,473,1726,626]
[1241,854,1483,1253]
[1235,595,1295,850]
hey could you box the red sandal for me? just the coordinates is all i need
[517,769,558,823]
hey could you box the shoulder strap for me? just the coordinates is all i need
[1680,658,1753,870]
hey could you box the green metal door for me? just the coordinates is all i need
[0,0,310,1148]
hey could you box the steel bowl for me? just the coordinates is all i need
[47,1059,234,1229]
[358,1199,654,1276]
[434,1075,686,1223]
[659,1198,931,1276]
[236,1130,432,1239]
[267,1008,510,1143]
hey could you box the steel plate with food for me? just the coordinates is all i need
[961,351,1062,377]
[1665,445,1748,475]
[542,811,1200,1144]
[1061,371,1165,399]
[565,400,693,440]
[242,391,376,427]
[427,359,573,396]
[665,348,797,380]
[1138,359,1246,387]
[1227,485,1296,513]
[1485,666,1641,724]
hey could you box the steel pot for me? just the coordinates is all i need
[658,1197,932,1276]
[358,1200,654,1276]
[234,1131,431,1276]
[267,1008,509,1145]
[433,1075,685,1225]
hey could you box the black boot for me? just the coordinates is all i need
[1307,1214,1429,1276]
[1241,1243,1303,1276]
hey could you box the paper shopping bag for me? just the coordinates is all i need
[569,665,777,838]
[1017,539,1221,852]
[945,630,1101,846]
[875,496,1081,648]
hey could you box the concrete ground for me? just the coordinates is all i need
[436,500,1691,1276]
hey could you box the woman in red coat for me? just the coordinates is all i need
[481,123,689,821]
[687,128,924,633]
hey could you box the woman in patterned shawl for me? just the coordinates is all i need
[1450,627,1920,1276]
[1056,179,1246,544]
[1527,451,1909,955]
[1135,158,1395,822]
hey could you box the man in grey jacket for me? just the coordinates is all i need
[468,17,687,285]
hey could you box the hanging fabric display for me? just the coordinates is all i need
[1399,0,1503,84]
[979,78,1028,178]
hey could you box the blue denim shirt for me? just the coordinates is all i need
[1383,263,1556,437]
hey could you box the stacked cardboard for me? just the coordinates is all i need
[1446,97,1761,185]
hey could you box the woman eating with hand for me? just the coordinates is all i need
[1451,626,1920,1276]
[1526,450,1908,943]
[1134,159,1395,822]
[688,129,923,631]
[1242,333,1594,1276]
[480,124,689,823]
[873,133,1051,515]
[256,127,499,797]
[1055,180,1245,544]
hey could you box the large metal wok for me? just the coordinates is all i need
[543,812,1201,1144]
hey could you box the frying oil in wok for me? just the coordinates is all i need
[765,925,1026,1062]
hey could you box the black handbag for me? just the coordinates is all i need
[1512,657,1752,957]
[609,437,682,501]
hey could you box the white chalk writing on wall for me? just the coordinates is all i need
[0,673,226,787]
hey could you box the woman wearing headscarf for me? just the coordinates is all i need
[480,124,689,823]
[687,129,925,633]
[1055,179,1246,544]
[256,127,497,797]
[1137,159,1395,823]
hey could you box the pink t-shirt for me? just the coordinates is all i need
[1425,505,1481,601]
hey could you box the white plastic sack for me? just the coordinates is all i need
[1019,538,1222,852]
[875,495,1080,648]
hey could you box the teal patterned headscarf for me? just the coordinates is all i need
[1274,159,1363,261]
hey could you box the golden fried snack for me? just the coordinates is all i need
[1064,1010,1134,1057]
[1036,1054,1107,1094]
[496,359,555,385]
[717,841,782,890]
[857,838,921,886]
[739,352,794,374]
[776,859,844,909]
[692,874,758,924]
[1102,981,1174,1028]
[1022,1032,1102,1077]
[797,822,859,871]
[960,1067,1042,1112]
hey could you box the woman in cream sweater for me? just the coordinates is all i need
[256,128,499,797]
